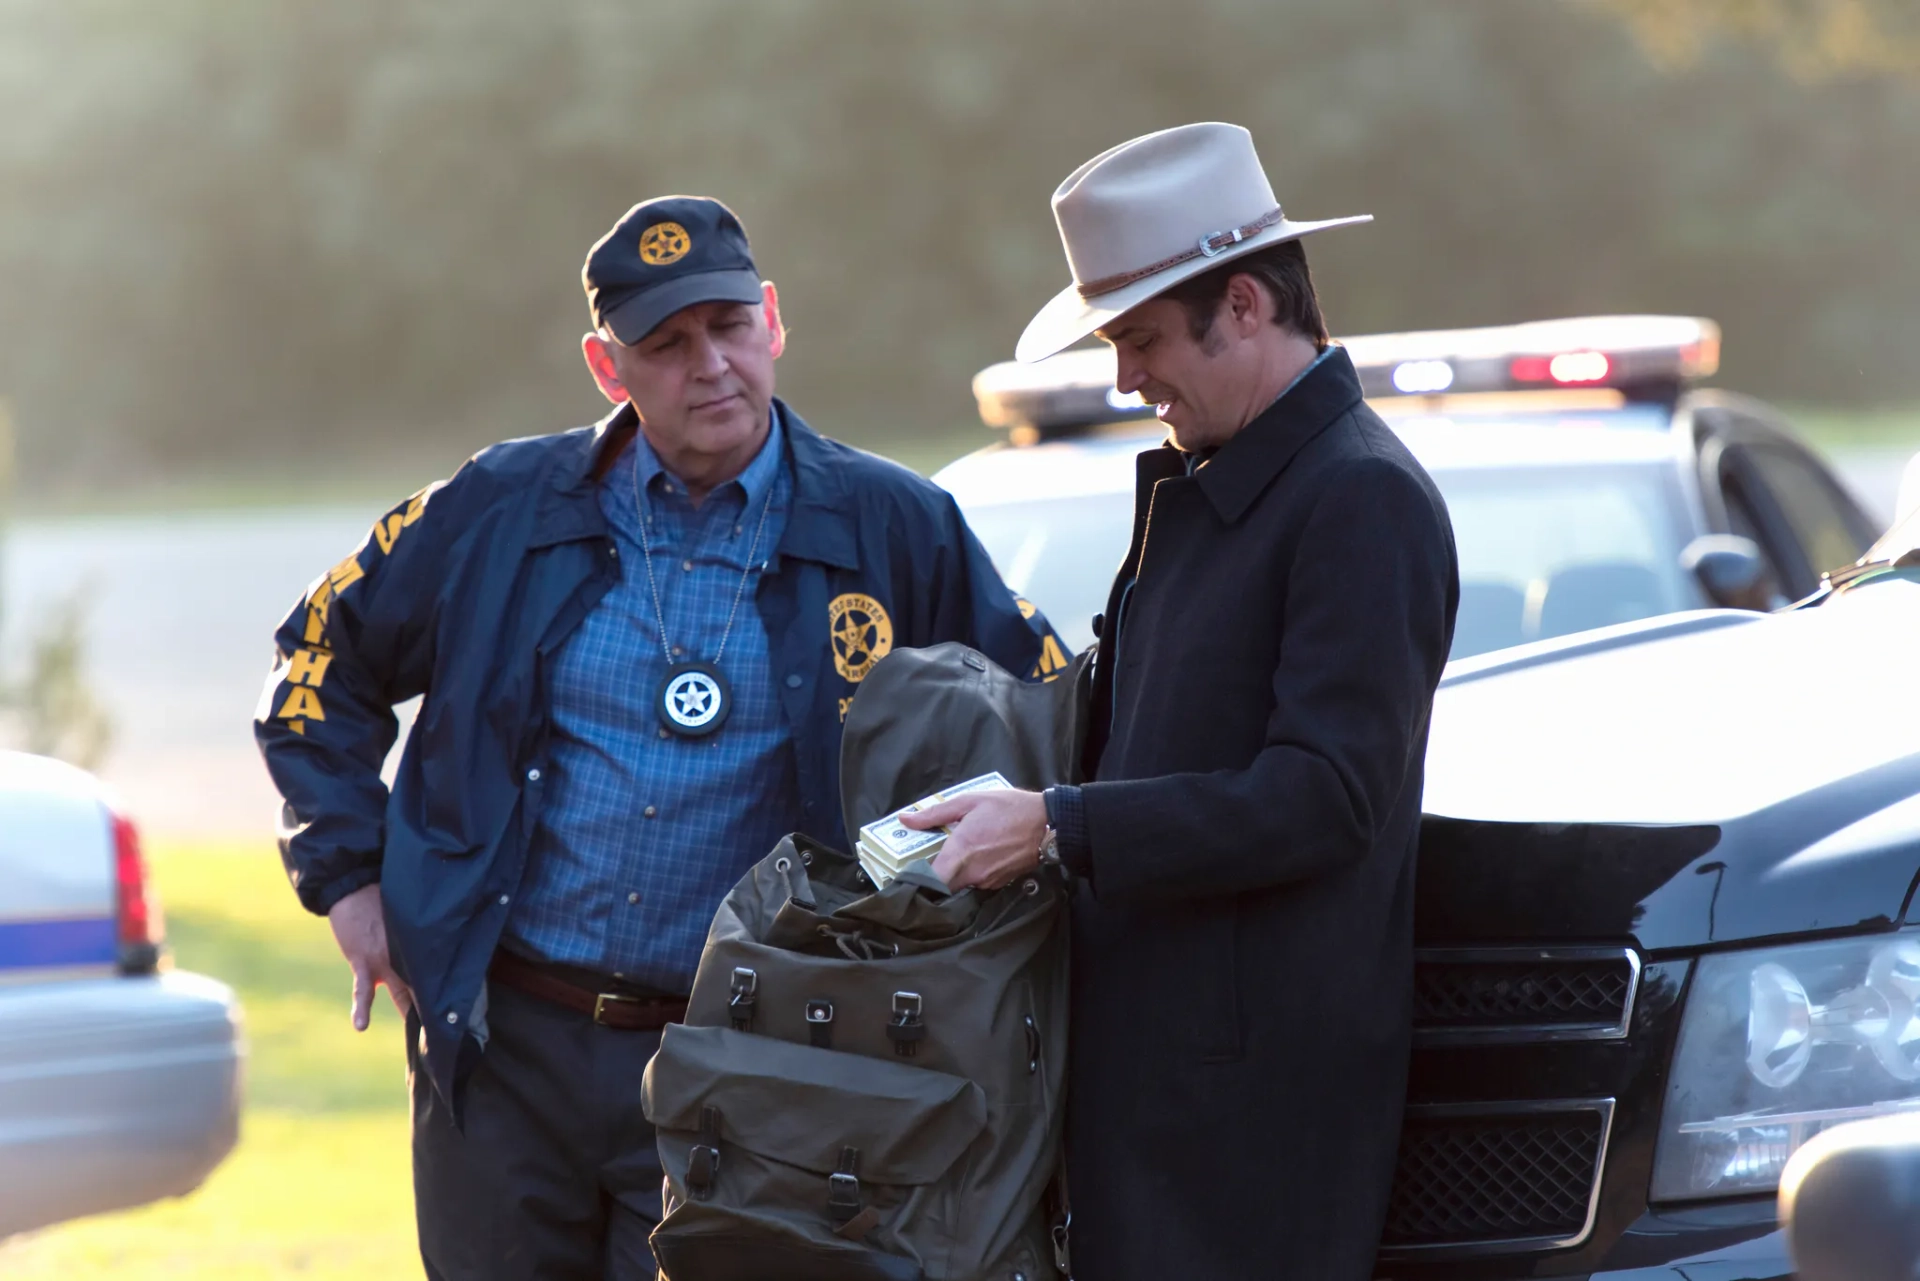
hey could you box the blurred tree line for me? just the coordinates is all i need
[1,0,1917,489]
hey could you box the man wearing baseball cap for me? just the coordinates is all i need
[904,124,1461,1277]
[255,194,1066,1278]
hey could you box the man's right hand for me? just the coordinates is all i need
[327,882,413,1031]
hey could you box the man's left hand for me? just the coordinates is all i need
[901,788,1049,891]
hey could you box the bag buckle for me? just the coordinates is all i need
[1052,1212,1072,1273]
[728,967,758,1032]
[593,992,639,1025]
[887,990,926,1057]
[827,1146,863,1223]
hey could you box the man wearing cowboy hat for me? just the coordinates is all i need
[903,123,1459,1277]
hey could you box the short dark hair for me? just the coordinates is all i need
[1160,239,1329,347]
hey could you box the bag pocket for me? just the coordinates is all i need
[643,1023,989,1281]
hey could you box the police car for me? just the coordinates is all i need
[938,316,1879,659]
[0,752,242,1238]
[1373,515,1920,1278]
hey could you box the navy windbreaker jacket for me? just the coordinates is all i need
[254,399,1069,1104]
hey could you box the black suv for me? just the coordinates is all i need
[1383,515,1920,1278]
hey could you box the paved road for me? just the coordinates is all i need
[2,450,1911,836]
[2,502,401,835]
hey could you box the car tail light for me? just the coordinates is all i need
[113,811,166,972]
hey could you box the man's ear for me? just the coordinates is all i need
[762,281,786,361]
[581,332,629,404]
[1224,273,1268,338]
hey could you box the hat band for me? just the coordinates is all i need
[1074,206,1286,301]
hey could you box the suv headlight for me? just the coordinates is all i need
[1652,932,1920,1200]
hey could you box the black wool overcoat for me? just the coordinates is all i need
[1065,349,1459,1280]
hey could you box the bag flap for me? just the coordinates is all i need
[643,1024,988,1184]
[838,642,1095,841]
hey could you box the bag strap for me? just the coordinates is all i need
[728,967,757,1032]
[806,998,835,1049]
[828,1146,881,1241]
[1047,1147,1072,1276]
[686,1106,723,1201]
[886,990,925,1058]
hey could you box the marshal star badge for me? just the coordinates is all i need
[638,221,692,266]
[828,592,893,683]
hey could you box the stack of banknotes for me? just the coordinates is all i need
[855,771,1012,889]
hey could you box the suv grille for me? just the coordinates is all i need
[1381,1102,1612,1253]
[1414,947,1640,1043]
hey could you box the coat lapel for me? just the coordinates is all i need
[1193,346,1364,525]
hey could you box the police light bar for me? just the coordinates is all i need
[971,314,1721,437]
[972,347,1158,435]
[1345,315,1720,402]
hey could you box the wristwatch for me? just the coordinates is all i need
[1038,824,1062,869]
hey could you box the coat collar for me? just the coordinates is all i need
[530,398,858,568]
[1191,346,1364,524]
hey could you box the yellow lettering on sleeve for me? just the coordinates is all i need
[277,687,326,722]
[327,553,365,595]
[286,647,334,687]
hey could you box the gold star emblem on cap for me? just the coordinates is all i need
[639,221,692,266]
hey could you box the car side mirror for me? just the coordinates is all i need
[1680,534,1773,610]
[1780,1115,1920,1281]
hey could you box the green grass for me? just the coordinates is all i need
[1784,403,1920,455]
[0,840,420,1279]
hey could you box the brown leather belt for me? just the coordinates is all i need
[488,950,688,1031]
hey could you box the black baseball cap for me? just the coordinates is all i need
[582,196,764,346]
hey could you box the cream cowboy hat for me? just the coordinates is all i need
[1016,122,1372,363]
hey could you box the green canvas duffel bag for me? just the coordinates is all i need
[641,642,1091,1281]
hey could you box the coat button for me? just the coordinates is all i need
[785,674,803,689]
[526,768,541,782]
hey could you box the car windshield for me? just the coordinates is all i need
[959,462,1693,660]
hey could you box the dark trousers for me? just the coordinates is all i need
[409,981,667,1280]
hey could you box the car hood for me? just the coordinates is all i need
[1418,583,1920,950]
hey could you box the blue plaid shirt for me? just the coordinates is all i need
[502,414,802,990]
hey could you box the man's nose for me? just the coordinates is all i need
[688,330,729,379]
[1112,349,1146,395]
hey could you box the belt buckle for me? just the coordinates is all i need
[594,991,641,1024]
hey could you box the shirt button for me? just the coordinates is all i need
[446,1011,459,1025]
[785,674,803,689]
[526,767,541,782]
[498,894,510,906]
[733,524,743,536]
[672,645,684,657]
[657,727,670,740]
[681,558,694,572]
[607,544,619,558]
[627,891,641,905]
[644,805,659,818]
